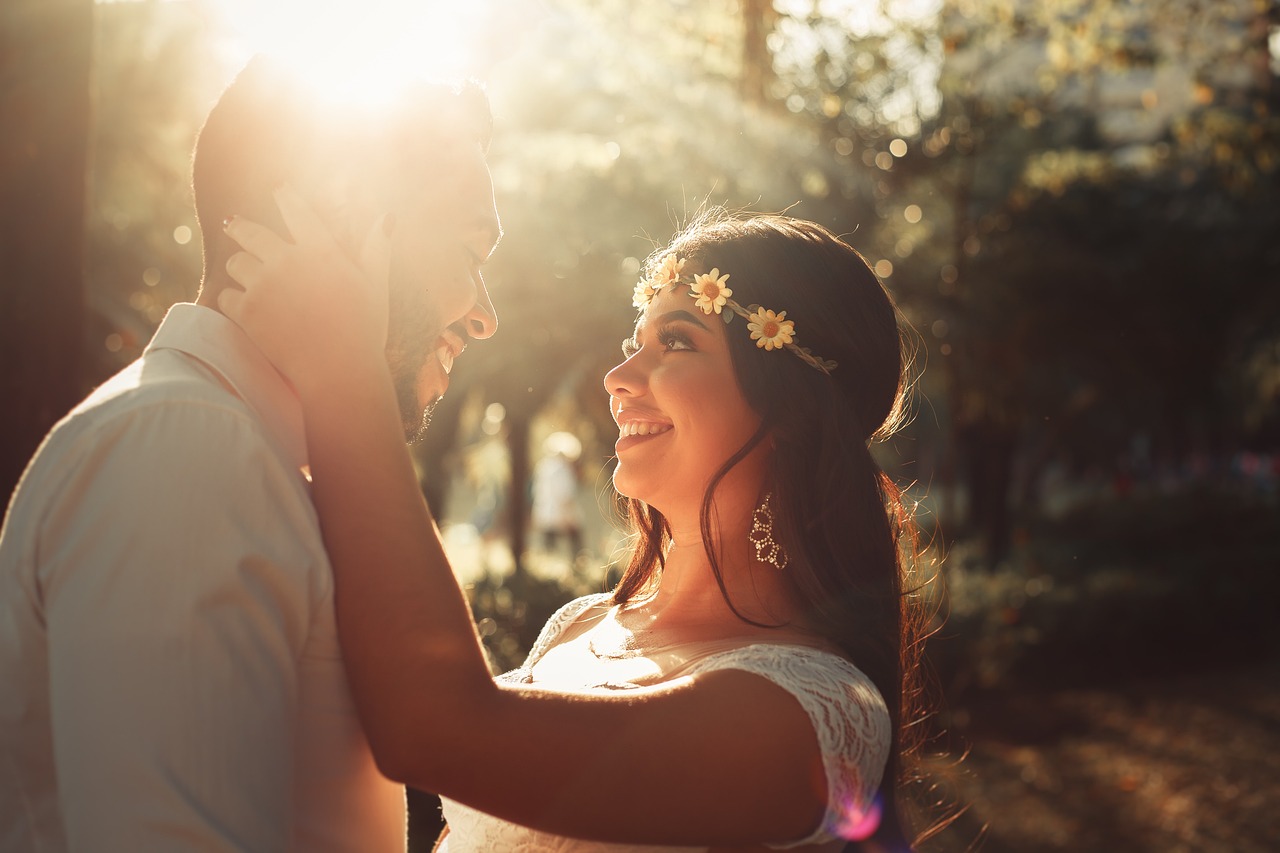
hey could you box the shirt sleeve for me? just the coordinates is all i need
[686,645,892,848]
[37,399,324,851]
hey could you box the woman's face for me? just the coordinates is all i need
[604,282,767,518]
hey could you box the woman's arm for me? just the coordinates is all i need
[220,191,834,846]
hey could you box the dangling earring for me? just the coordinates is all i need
[749,492,789,570]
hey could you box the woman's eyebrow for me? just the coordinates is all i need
[652,310,710,330]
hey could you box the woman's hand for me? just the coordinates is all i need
[219,185,393,396]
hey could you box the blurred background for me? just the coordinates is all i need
[3,0,1279,850]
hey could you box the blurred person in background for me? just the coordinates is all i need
[531,431,585,559]
[219,199,935,852]
[0,57,498,851]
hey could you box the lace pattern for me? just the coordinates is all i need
[501,593,613,684]
[685,645,890,847]
[440,594,891,851]
[439,800,702,853]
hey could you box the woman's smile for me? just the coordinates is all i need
[615,419,674,452]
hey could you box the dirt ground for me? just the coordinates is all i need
[922,660,1280,852]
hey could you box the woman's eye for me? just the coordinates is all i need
[621,338,639,357]
[657,329,693,351]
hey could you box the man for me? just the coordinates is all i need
[0,56,500,850]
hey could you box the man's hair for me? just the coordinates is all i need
[191,56,491,288]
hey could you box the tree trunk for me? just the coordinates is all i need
[939,102,977,534]
[959,420,1017,565]
[504,413,530,576]
[739,0,775,104]
[0,0,93,502]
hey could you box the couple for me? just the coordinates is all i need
[0,58,927,852]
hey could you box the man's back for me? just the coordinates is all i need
[0,304,405,851]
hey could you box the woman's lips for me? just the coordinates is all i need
[615,421,672,452]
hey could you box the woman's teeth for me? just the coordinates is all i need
[619,421,672,437]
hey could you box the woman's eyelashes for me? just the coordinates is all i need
[620,326,695,358]
[656,326,694,351]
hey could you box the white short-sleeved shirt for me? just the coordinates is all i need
[439,593,891,851]
[0,303,406,851]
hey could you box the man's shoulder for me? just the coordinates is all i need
[22,350,266,489]
[73,347,252,424]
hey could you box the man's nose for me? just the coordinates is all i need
[465,280,498,339]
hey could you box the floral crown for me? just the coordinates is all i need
[632,253,838,374]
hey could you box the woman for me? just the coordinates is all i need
[220,197,932,851]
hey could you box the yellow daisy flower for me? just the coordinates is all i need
[652,253,686,286]
[690,269,732,314]
[632,279,657,309]
[747,308,796,351]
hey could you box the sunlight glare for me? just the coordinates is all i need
[832,793,883,841]
[210,0,491,104]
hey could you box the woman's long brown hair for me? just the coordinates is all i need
[612,212,939,850]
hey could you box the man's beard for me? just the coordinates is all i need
[385,286,439,443]
[408,396,438,444]
[391,362,437,444]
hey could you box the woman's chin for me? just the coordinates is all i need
[612,472,665,513]
[611,472,643,503]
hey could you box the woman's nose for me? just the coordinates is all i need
[604,352,643,398]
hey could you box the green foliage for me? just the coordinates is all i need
[84,0,1280,552]
[933,487,1280,695]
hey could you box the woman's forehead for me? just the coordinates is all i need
[634,288,728,346]
[634,284,696,327]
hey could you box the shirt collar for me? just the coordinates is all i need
[145,303,308,471]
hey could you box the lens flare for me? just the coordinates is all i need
[831,793,883,841]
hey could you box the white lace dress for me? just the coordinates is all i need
[438,594,891,852]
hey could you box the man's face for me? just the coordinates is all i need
[382,143,501,440]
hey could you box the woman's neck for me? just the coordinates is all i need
[635,509,798,632]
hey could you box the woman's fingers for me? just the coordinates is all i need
[216,285,245,320]
[223,215,288,261]
[224,249,266,288]
[273,183,334,248]
[222,184,334,265]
